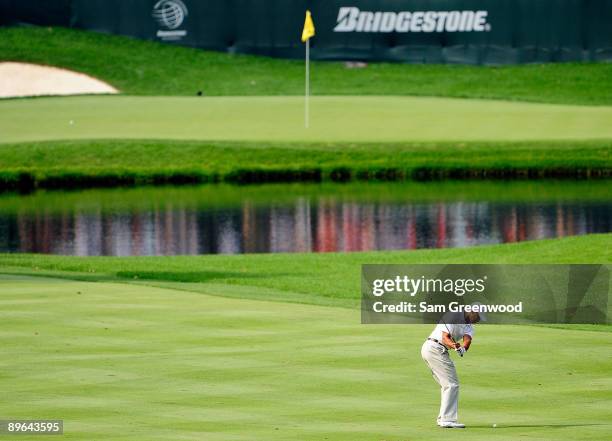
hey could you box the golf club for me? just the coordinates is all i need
[443,321,463,357]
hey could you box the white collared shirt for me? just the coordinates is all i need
[428,312,474,342]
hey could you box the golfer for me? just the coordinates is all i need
[421,308,485,428]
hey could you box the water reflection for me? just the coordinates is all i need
[0,187,609,255]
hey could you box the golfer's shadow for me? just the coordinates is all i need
[470,423,608,429]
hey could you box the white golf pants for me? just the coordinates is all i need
[421,340,460,423]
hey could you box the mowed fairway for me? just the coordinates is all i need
[2,96,612,144]
[1,275,611,441]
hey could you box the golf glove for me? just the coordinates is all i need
[456,346,466,357]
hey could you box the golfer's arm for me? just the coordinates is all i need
[441,332,459,349]
[462,335,472,351]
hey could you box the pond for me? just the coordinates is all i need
[0,181,609,256]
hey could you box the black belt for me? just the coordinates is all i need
[427,338,446,348]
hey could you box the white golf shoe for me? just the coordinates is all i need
[438,421,466,428]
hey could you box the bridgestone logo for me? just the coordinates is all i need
[334,7,491,33]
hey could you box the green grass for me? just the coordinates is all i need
[0,96,610,188]
[1,26,612,105]
[3,96,612,144]
[0,137,609,190]
[1,234,610,308]
[1,27,611,188]
[1,236,611,440]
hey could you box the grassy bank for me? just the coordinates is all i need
[1,26,612,105]
[0,138,610,190]
[1,234,610,308]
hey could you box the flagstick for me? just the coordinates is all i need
[305,38,310,129]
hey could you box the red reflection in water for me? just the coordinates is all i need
[1,199,609,256]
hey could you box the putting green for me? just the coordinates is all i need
[2,96,612,144]
[1,275,610,441]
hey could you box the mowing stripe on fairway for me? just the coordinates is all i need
[0,275,611,441]
[2,96,612,144]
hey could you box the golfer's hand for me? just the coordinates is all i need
[453,342,461,350]
[456,346,466,357]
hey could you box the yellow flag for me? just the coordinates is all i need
[301,10,315,42]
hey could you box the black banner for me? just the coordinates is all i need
[0,0,72,27]
[2,0,612,64]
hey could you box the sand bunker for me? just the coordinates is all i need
[0,62,118,98]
